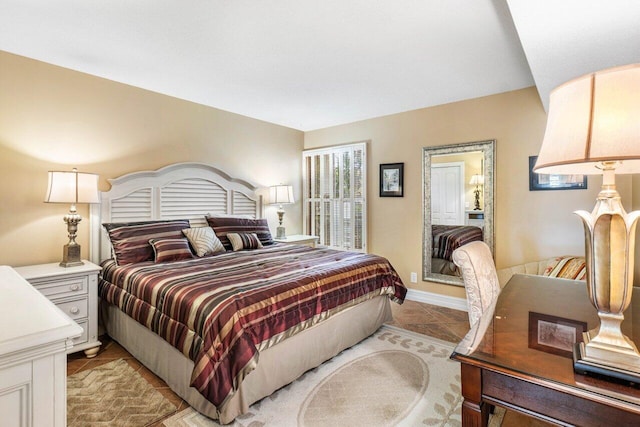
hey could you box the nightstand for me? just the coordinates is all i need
[15,260,102,358]
[274,234,319,248]
[465,210,485,228]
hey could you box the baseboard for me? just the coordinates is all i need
[405,288,468,312]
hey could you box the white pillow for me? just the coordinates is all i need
[188,217,209,228]
[207,213,254,219]
[182,227,225,257]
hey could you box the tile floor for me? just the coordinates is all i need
[68,299,548,426]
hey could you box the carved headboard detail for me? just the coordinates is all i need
[90,162,263,263]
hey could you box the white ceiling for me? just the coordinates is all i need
[0,1,638,131]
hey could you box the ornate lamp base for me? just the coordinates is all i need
[571,165,640,383]
[60,209,84,268]
[473,187,481,210]
[276,206,286,238]
[60,243,84,267]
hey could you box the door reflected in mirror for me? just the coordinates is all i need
[423,140,495,286]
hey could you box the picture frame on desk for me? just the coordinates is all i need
[380,163,404,197]
[529,156,587,191]
[528,311,587,358]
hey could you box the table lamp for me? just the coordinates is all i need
[45,168,100,267]
[269,184,294,239]
[534,64,640,381]
[469,174,484,210]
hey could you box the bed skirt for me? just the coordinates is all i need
[100,295,392,424]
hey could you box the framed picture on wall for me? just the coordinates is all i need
[380,163,404,197]
[529,156,587,191]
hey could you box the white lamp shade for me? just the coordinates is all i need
[45,170,100,204]
[534,63,640,176]
[269,185,294,205]
[469,174,484,185]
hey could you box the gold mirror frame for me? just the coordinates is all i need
[422,140,495,286]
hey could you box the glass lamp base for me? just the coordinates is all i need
[276,226,286,239]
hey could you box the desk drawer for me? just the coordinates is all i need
[56,297,88,321]
[30,276,88,300]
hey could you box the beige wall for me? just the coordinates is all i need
[3,50,638,296]
[304,87,633,298]
[0,51,304,267]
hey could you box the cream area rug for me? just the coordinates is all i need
[67,358,177,426]
[163,325,467,427]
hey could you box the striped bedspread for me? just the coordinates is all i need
[432,224,483,261]
[99,244,406,408]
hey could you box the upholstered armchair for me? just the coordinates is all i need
[452,241,501,327]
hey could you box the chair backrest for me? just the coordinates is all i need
[452,241,500,327]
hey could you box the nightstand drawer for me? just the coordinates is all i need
[72,319,88,345]
[29,276,88,300]
[56,297,88,321]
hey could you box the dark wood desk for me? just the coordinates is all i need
[451,274,640,426]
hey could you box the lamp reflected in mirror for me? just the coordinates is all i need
[469,174,484,210]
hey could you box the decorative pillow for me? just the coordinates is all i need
[103,220,191,266]
[227,233,264,251]
[182,227,225,257]
[543,256,587,281]
[206,217,273,251]
[149,238,195,263]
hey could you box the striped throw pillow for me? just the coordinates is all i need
[227,232,264,251]
[182,227,225,257]
[149,238,195,263]
[543,256,587,281]
[104,220,191,265]
[206,217,273,251]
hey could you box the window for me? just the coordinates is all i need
[303,142,367,252]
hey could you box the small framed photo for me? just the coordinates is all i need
[529,156,587,191]
[380,163,404,197]
[528,312,588,358]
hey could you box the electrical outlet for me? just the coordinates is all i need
[410,272,418,283]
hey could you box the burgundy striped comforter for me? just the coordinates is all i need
[99,244,406,408]
[432,225,483,261]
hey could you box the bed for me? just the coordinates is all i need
[431,224,483,276]
[90,162,406,424]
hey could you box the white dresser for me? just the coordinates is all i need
[0,266,83,427]
[14,261,102,358]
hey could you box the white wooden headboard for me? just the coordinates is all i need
[90,162,263,264]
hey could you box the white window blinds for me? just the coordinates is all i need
[303,142,367,252]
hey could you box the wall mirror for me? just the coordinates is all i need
[422,140,495,286]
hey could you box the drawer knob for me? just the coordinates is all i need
[69,307,80,315]
[70,284,80,291]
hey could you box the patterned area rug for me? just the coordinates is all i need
[67,358,177,426]
[163,325,465,427]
